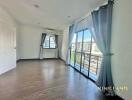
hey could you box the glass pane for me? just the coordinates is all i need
[70,51,75,66]
[91,40,101,55]
[83,53,90,69]
[81,30,91,74]
[43,35,49,48]
[75,31,83,70]
[89,38,102,81]
[83,30,91,53]
[90,55,98,74]
[50,36,56,48]
[76,31,83,52]
[81,53,89,76]
[71,34,76,52]
[75,52,81,70]
[70,34,76,66]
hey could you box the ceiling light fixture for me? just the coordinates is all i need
[34,4,39,8]
[67,16,71,18]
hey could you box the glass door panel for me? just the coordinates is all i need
[81,30,91,75]
[75,31,83,70]
[89,38,102,81]
[70,34,76,66]
[76,31,83,52]
[75,52,81,70]
[83,30,91,53]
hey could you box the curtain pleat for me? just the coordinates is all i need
[55,35,59,58]
[66,24,75,65]
[91,1,115,96]
[39,33,46,59]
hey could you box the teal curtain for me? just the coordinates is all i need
[66,24,75,65]
[39,33,46,59]
[91,1,115,96]
[55,35,59,58]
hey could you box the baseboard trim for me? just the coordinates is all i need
[0,66,16,75]
[43,58,59,60]
[17,58,60,62]
[59,58,66,64]
[17,59,21,62]
[17,58,39,61]
[59,58,69,66]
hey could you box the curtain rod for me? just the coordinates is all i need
[74,0,114,25]
[108,0,114,2]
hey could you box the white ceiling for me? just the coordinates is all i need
[0,0,106,30]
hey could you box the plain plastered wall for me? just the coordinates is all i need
[17,25,62,59]
[0,7,17,75]
[111,0,132,99]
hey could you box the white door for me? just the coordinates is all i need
[0,22,16,75]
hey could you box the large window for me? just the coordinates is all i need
[70,29,102,81]
[43,35,56,48]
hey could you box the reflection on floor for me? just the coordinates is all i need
[0,59,122,100]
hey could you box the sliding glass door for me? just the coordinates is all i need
[70,29,102,81]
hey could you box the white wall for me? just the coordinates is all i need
[60,27,69,61]
[16,23,21,60]
[18,25,43,59]
[0,7,17,75]
[111,0,132,100]
[17,25,62,59]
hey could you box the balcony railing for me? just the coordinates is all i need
[70,51,102,75]
[82,52,102,75]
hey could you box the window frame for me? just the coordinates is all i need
[43,35,56,49]
[70,28,102,82]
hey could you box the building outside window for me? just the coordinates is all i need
[43,35,56,49]
[70,29,102,81]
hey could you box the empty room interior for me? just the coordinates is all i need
[0,0,131,100]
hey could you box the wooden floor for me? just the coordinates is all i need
[0,59,119,100]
